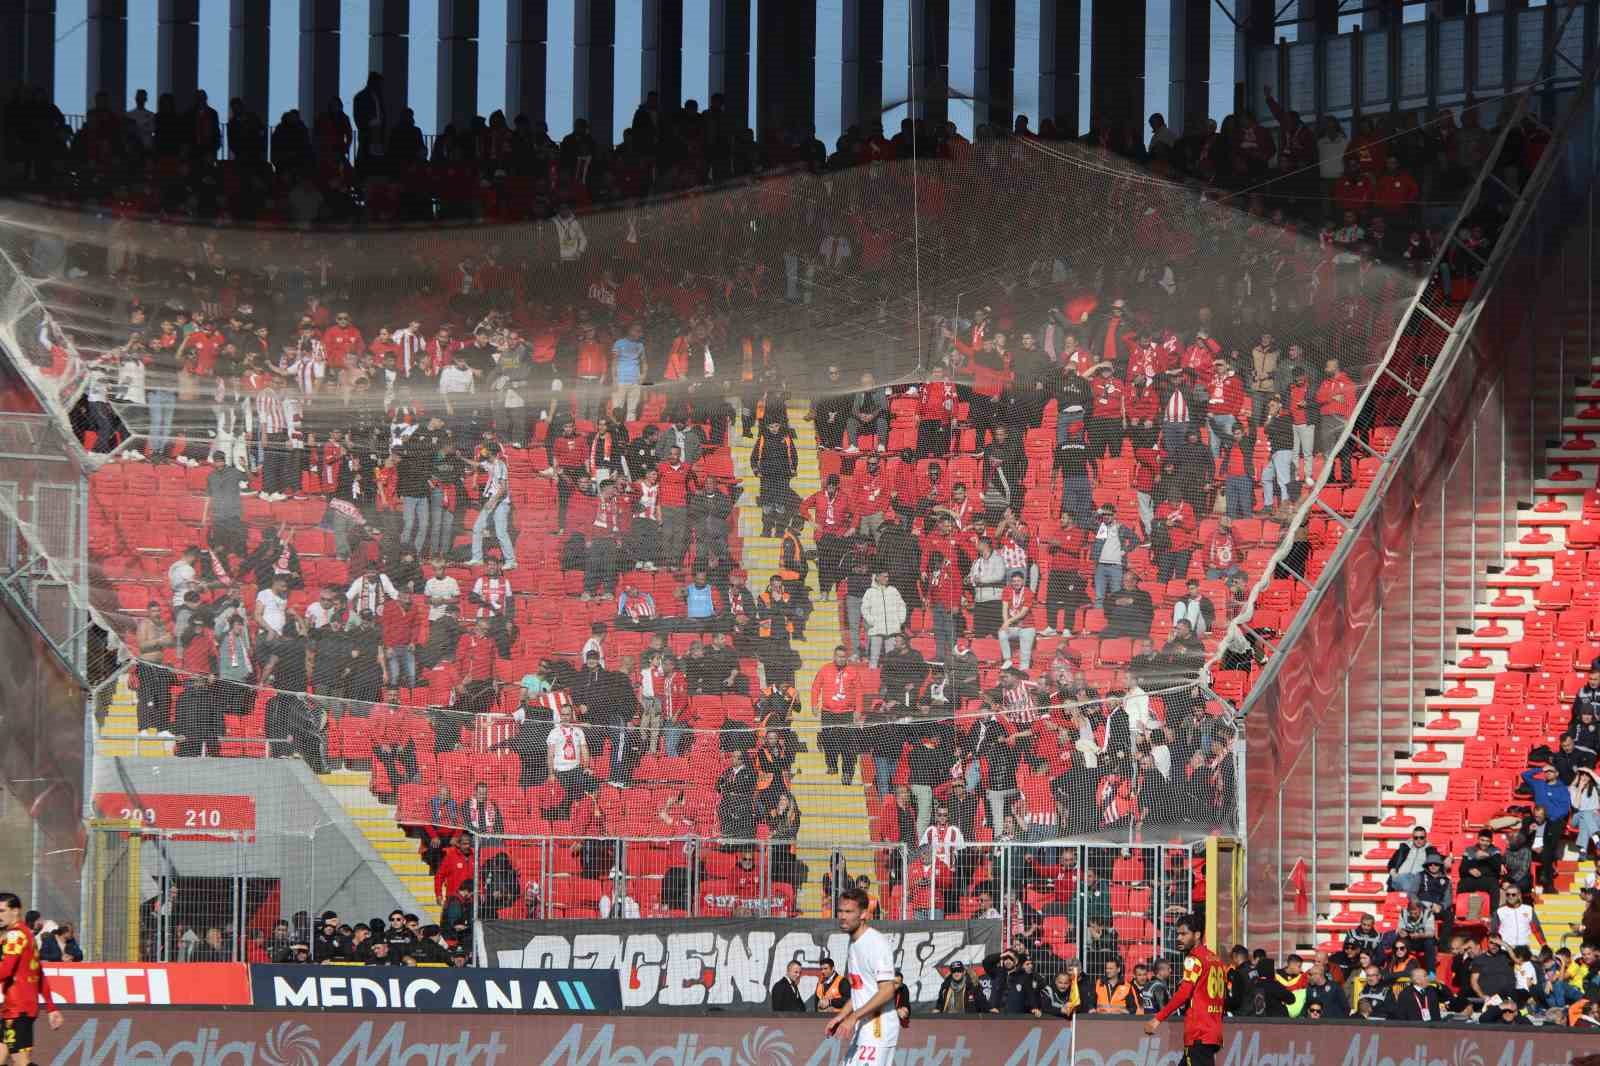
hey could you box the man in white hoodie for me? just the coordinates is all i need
[860,570,907,669]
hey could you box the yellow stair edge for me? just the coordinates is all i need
[737,404,871,866]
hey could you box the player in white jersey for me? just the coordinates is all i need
[825,887,899,1064]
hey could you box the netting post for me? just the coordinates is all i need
[232,830,244,962]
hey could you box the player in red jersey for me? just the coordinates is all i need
[0,893,62,1066]
[1144,914,1226,1066]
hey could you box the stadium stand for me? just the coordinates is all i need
[1,5,1598,1027]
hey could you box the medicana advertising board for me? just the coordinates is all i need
[33,1011,1595,1066]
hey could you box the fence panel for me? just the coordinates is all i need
[88,823,383,963]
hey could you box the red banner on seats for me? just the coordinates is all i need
[43,964,251,1006]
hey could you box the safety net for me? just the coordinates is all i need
[0,115,1462,946]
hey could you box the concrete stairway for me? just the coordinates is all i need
[1316,310,1600,947]
[734,404,876,915]
[317,768,437,914]
[96,676,175,757]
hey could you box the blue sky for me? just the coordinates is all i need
[56,0,1236,143]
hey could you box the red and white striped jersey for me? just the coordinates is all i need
[392,327,428,377]
[634,481,661,522]
[256,390,301,437]
[1000,682,1039,724]
[472,575,513,617]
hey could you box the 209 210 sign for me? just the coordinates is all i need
[93,793,256,839]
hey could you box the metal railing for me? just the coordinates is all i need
[87,822,369,964]
[1222,18,1600,955]
[469,832,1198,979]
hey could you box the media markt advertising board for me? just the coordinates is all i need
[33,1013,1597,1066]
[478,916,1003,1012]
[249,965,621,1012]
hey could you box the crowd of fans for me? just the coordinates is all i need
[1,66,1547,999]
[138,903,470,967]
[889,897,1600,1026]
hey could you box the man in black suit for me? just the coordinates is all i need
[1387,966,1444,1022]
[770,960,806,1012]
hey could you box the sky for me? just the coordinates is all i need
[57,0,1239,143]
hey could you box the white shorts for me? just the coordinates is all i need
[845,1042,896,1065]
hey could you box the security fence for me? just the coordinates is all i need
[87,821,404,964]
[471,832,1199,982]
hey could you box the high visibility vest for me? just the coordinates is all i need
[741,337,772,383]
[779,532,806,582]
[757,592,793,638]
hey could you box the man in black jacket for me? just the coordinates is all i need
[569,652,639,783]
[933,961,988,1013]
[770,960,806,1012]
[1302,962,1350,1018]
[1456,829,1504,903]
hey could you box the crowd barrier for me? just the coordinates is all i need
[479,916,1004,1013]
[32,1011,1597,1066]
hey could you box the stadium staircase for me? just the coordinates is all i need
[95,675,438,912]
[733,405,872,912]
[1316,307,1599,952]
[316,768,438,911]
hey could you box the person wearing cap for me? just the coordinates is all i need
[616,579,659,629]
[1522,762,1574,891]
[1457,829,1505,907]
[441,877,476,947]
[347,556,399,617]
[1090,505,1138,608]
[410,924,451,964]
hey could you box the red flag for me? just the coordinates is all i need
[1288,859,1310,917]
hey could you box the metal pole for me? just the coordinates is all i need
[233,832,244,962]
[1469,417,1478,620]
[1438,475,1447,688]
[1308,732,1317,953]
[1376,605,1385,779]
[1344,673,1354,881]
[1500,389,1509,565]
[29,820,39,914]
[1275,790,1284,955]
[900,845,909,920]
